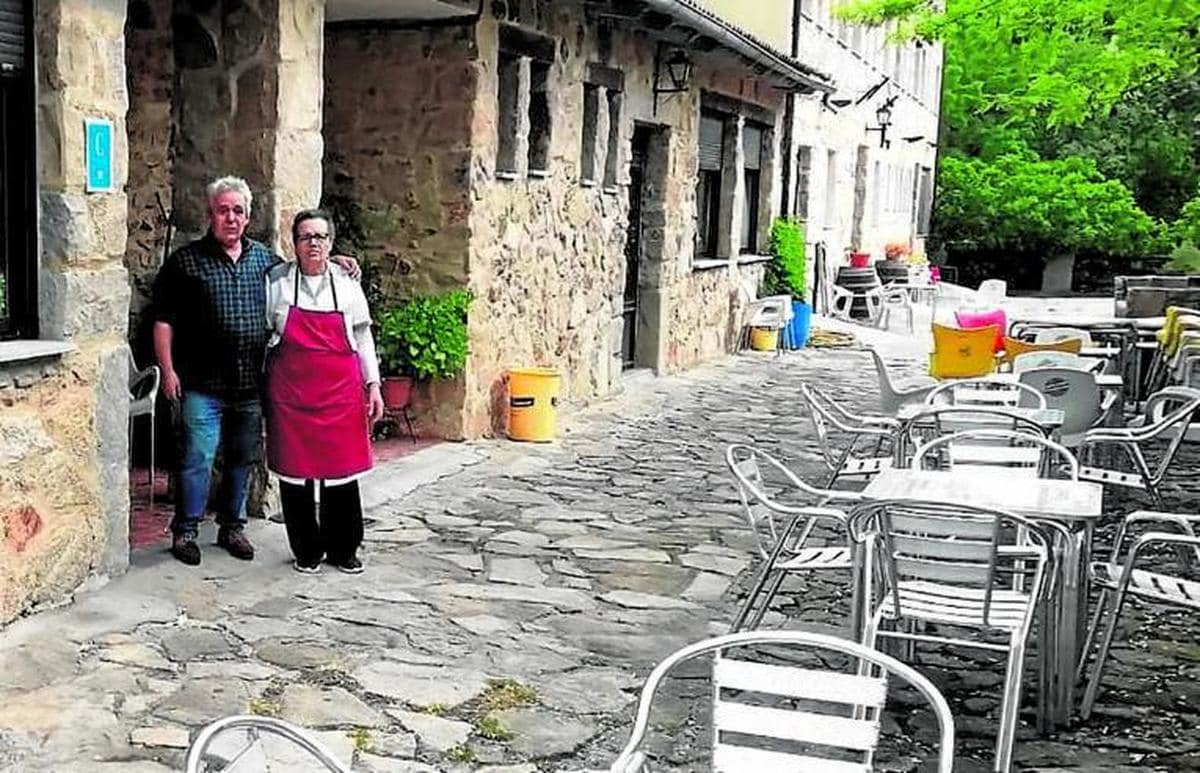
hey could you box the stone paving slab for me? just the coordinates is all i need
[0,304,1197,771]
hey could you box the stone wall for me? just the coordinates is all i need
[170,0,323,252]
[1,0,133,625]
[323,25,478,438]
[124,0,174,364]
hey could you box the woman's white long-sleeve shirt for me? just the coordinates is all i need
[264,261,381,386]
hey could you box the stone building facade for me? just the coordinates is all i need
[0,0,941,623]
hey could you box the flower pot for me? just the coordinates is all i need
[785,301,812,349]
[849,252,872,268]
[380,376,413,409]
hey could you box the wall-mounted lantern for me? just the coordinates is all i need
[652,43,692,115]
[866,97,896,148]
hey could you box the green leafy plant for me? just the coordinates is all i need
[762,218,807,301]
[375,289,473,380]
[474,713,513,741]
[1168,243,1200,274]
[481,678,537,712]
[446,744,478,762]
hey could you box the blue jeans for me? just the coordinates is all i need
[172,391,262,537]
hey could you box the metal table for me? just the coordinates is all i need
[862,468,1104,731]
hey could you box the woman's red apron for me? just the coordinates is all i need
[267,267,373,479]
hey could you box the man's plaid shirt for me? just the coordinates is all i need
[153,233,280,398]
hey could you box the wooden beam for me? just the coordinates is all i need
[499,22,556,61]
[586,62,625,93]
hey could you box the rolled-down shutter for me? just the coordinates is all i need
[0,0,25,72]
[699,114,725,172]
[743,124,763,171]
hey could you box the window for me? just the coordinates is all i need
[580,83,599,182]
[602,89,621,188]
[1,0,34,338]
[696,112,724,257]
[496,51,521,176]
[740,124,764,253]
[527,59,551,174]
[795,145,812,220]
[823,149,838,227]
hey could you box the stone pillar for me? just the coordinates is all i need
[717,114,743,259]
[757,126,777,250]
[11,0,134,619]
[171,0,323,251]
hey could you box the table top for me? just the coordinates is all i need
[1080,346,1121,358]
[1009,316,1165,330]
[989,371,1122,389]
[863,468,1104,522]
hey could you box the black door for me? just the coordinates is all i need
[622,128,651,370]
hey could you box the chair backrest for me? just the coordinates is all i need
[1017,367,1101,438]
[1011,350,1091,373]
[187,715,351,773]
[954,308,1007,353]
[1138,388,1200,481]
[912,428,1079,479]
[929,323,999,379]
[925,378,1047,409]
[610,631,956,773]
[725,444,846,561]
[977,279,1007,304]
[849,499,1048,630]
[799,382,889,472]
[1002,336,1083,368]
[129,364,161,416]
[1034,327,1094,347]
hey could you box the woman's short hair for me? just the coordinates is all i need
[292,208,336,243]
[206,176,253,215]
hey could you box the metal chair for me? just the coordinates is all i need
[129,363,161,513]
[609,630,956,773]
[912,429,1079,479]
[850,499,1050,773]
[1078,510,1200,719]
[186,714,350,772]
[725,445,864,632]
[866,346,937,414]
[1078,388,1200,507]
[925,378,1048,409]
[799,382,898,487]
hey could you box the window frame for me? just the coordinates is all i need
[0,3,36,340]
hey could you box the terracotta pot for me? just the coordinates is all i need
[380,376,413,409]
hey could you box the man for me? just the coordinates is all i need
[153,176,358,566]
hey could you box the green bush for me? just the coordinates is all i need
[376,289,473,380]
[1168,243,1200,274]
[1173,189,1200,249]
[763,218,807,301]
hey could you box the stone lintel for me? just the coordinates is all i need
[586,62,624,93]
[499,22,556,62]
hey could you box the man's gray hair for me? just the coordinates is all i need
[206,176,253,215]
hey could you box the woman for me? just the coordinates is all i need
[264,209,385,574]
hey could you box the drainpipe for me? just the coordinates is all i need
[778,0,803,218]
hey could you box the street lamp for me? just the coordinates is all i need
[866,97,896,148]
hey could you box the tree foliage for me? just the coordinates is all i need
[935,153,1165,255]
[764,218,807,300]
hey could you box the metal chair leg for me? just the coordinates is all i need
[148,411,155,515]
[1076,588,1110,681]
[1080,587,1131,719]
[995,635,1028,773]
[748,571,789,630]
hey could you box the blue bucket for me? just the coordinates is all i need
[785,301,812,349]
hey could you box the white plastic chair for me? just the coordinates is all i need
[851,499,1049,772]
[1034,327,1094,347]
[129,363,160,512]
[873,283,916,333]
[799,382,898,486]
[977,279,1007,306]
[1017,367,1118,447]
[739,280,792,355]
[609,630,956,773]
[1012,351,1103,374]
[912,428,1079,479]
[186,715,351,772]
[1079,510,1200,719]
[1078,388,1200,507]
[725,445,864,631]
[867,347,937,414]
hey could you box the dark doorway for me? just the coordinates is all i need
[0,0,36,339]
[621,126,653,370]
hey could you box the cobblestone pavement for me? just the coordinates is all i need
[1,311,1198,772]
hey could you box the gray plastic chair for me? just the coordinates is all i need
[1011,351,1098,374]
[1034,327,1094,347]
[1018,367,1117,447]
[867,347,936,414]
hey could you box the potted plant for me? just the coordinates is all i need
[763,217,811,349]
[375,289,473,409]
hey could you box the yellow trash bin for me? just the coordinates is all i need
[749,327,779,351]
[507,368,561,442]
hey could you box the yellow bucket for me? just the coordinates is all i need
[749,327,779,351]
[507,368,561,442]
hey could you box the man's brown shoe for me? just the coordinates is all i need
[217,528,255,560]
[172,536,201,566]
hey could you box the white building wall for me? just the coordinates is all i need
[786,7,942,265]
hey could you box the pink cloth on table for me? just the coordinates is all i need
[955,308,1007,353]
